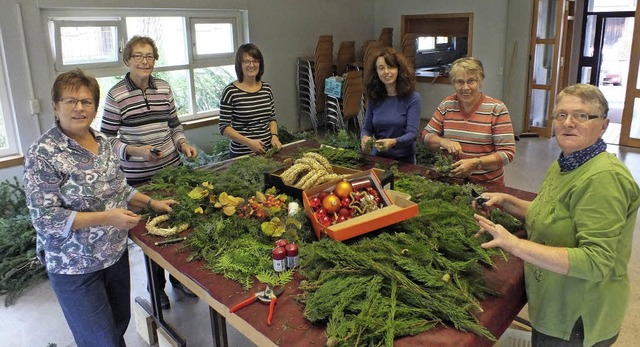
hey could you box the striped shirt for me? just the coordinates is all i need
[219,82,277,157]
[423,94,516,184]
[101,73,186,185]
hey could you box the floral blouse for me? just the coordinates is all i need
[23,125,137,275]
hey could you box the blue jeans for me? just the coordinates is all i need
[48,250,130,347]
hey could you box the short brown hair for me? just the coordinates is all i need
[122,35,159,62]
[449,57,485,83]
[234,43,264,82]
[555,84,609,117]
[51,68,100,105]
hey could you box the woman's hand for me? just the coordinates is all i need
[247,138,266,154]
[107,208,141,230]
[149,199,176,213]
[439,139,462,156]
[180,142,198,158]
[361,136,373,152]
[473,213,518,251]
[374,138,396,152]
[271,136,283,150]
[450,158,475,177]
[129,145,161,161]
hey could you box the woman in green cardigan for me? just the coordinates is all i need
[474,84,640,347]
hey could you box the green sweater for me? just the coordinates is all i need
[525,152,640,346]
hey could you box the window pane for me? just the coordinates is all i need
[153,70,192,115]
[533,44,554,85]
[0,103,7,150]
[92,76,124,130]
[581,66,592,84]
[60,26,118,65]
[529,89,550,128]
[536,0,558,39]
[630,98,640,139]
[194,23,234,55]
[589,0,637,12]
[417,37,435,50]
[126,17,188,67]
[583,15,596,57]
[194,65,235,113]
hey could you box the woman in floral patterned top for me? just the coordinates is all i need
[23,69,175,347]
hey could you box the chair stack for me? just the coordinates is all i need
[296,57,318,132]
[401,33,417,70]
[362,41,384,87]
[324,70,365,131]
[296,35,334,133]
[336,41,355,75]
[314,35,333,114]
[378,27,393,48]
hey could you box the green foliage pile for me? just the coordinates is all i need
[298,176,525,345]
[0,178,46,306]
[320,129,361,151]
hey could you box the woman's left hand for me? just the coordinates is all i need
[180,142,198,158]
[473,213,517,252]
[374,138,396,152]
[149,199,176,213]
[272,137,283,150]
[450,158,475,177]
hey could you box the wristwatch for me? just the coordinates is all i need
[475,158,483,170]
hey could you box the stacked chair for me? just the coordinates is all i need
[378,27,393,48]
[362,40,385,88]
[325,70,365,131]
[296,35,334,133]
[336,41,355,75]
[401,33,417,70]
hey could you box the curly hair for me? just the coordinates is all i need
[122,36,159,62]
[365,48,415,102]
[234,43,265,83]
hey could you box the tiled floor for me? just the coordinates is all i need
[2,136,640,347]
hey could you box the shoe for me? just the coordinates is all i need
[147,286,171,310]
[172,282,197,297]
[159,291,171,310]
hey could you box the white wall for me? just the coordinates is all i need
[372,0,535,135]
[0,0,374,182]
[0,0,536,183]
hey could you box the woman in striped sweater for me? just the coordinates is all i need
[422,57,516,185]
[219,43,282,158]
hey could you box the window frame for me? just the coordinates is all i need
[44,8,246,122]
[0,30,19,158]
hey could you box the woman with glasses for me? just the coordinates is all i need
[101,35,198,309]
[474,84,639,347]
[422,57,516,184]
[360,48,421,163]
[24,69,175,347]
[219,43,282,158]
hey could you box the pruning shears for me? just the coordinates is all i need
[471,188,488,208]
[229,285,284,326]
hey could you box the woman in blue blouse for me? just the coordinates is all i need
[360,48,421,163]
[24,69,175,347]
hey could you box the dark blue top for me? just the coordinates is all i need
[361,91,421,163]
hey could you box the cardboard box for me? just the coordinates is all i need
[264,164,360,201]
[302,170,418,241]
[265,163,394,201]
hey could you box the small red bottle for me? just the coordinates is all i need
[285,244,299,269]
[272,246,286,272]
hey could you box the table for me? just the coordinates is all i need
[130,144,537,346]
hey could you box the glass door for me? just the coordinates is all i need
[523,0,566,137]
[620,0,640,146]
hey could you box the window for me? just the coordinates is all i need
[45,9,244,127]
[0,31,18,157]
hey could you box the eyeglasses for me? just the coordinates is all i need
[130,54,156,62]
[60,98,95,109]
[551,112,605,123]
[453,78,479,87]
[242,60,260,66]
